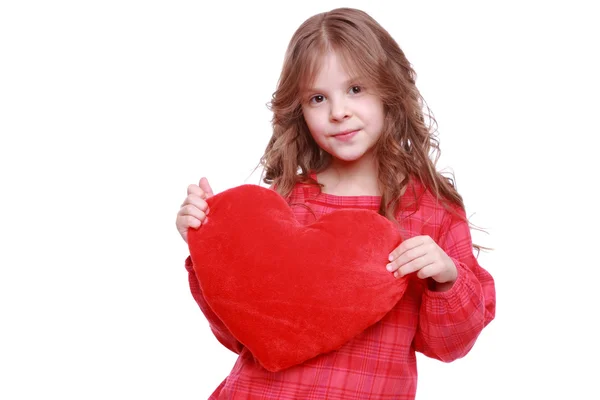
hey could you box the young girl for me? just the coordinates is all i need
[176,7,495,399]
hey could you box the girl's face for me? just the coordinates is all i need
[301,51,385,167]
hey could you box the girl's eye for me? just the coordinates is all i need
[310,95,325,104]
[349,86,362,94]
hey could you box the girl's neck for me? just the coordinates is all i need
[317,157,380,196]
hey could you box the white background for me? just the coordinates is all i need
[1,0,598,399]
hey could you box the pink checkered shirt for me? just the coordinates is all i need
[185,175,496,399]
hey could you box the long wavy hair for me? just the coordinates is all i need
[259,8,486,250]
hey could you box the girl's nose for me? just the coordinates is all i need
[329,98,351,122]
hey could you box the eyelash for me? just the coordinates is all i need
[308,85,363,104]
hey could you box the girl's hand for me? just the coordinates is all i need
[386,235,457,287]
[176,177,214,243]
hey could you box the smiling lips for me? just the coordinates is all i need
[333,129,360,141]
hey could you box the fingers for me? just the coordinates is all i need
[386,236,442,280]
[177,177,215,244]
[181,194,210,214]
[187,177,214,202]
[187,183,203,197]
[388,236,426,262]
[199,177,214,199]
[181,214,204,229]
[179,202,209,223]
[177,181,213,243]
[397,256,434,279]
[178,194,209,228]
[176,206,208,244]
[386,245,427,273]
[176,206,207,232]
[417,264,442,280]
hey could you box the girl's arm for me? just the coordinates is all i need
[185,256,244,354]
[413,207,496,362]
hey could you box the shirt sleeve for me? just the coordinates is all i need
[413,206,496,362]
[185,256,244,354]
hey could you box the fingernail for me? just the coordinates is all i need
[388,255,393,262]
[394,272,399,279]
[386,264,392,272]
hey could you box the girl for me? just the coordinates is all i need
[176,7,495,399]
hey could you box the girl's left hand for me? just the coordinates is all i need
[386,235,457,284]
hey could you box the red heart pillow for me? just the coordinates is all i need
[187,184,408,372]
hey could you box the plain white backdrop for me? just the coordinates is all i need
[1,0,598,399]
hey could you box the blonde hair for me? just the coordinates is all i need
[260,8,486,249]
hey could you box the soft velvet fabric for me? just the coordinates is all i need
[187,184,409,372]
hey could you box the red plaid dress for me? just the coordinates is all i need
[185,175,496,399]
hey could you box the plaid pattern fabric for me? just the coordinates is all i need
[185,176,495,399]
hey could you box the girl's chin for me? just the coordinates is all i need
[329,149,372,163]
[330,155,369,165]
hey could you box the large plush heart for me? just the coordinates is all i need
[187,184,408,372]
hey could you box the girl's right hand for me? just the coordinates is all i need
[176,177,214,243]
